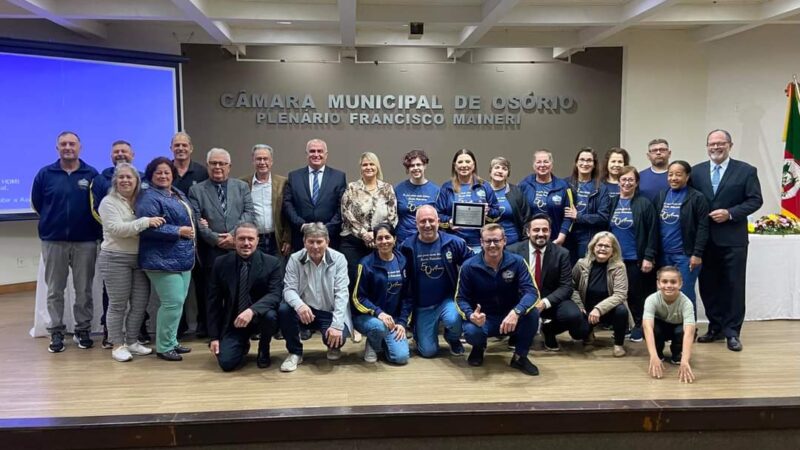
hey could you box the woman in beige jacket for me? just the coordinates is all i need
[571,231,631,357]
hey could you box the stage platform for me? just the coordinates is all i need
[1,291,799,449]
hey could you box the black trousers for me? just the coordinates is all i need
[653,318,684,359]
[584,303,629,346]
[339,234,371,295]
[217,310,278,372]
[699,243,748,338]
[541,300,589,340]
[624,260,656,327]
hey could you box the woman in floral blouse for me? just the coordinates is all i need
[340,152,399,295]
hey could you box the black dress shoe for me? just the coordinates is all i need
[157,350,183,361]
[510,354,539,376]
[727,336,743,352]
[257,353,271,369]
[467,346,485,366]
[697,331,723,343]
[174,345,192,354]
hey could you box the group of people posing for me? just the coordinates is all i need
[32,129,763,382]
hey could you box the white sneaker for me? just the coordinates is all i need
[363,342,378,363]
[127,342,153,356]
[280,354,303,372]
[613,345,627,357]
[327,348,342,361]
[352,330,363,343]
[112,345,133,362]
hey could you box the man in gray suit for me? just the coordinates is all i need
[189,148,255,336]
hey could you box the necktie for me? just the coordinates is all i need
[216,183,227,212]
[238,260,251,314]
[711,165,721,195]
[534,249,542,289]
[311,170,320,204]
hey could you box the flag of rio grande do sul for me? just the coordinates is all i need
[783,80,800,219]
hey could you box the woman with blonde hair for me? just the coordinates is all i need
[340,152,398,291]
[98,163,165,362]
[571,231,631,357]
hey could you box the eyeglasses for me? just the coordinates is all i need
[648,148,669,154]
[481,239,505,246]
[619,178,637,185]
[208,161,230,167]
[707,142,730,148]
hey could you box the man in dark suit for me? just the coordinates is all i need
[508,213,587,351]
[283,138,347,250]
[207,223,283,371]
[240,144,291,258]
[189,148,255,337]
[690,129,762,352]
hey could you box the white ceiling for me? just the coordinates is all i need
[1,0,798,58]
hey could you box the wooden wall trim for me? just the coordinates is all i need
[0,281,36,295]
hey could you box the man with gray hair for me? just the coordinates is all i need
[283,138,347,250]
[240,144,291,257]
[278,222,352,372]
[188,148,254,337]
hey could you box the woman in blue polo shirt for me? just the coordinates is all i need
[654,161,709,314]
[519,149,574,245]
[487,156,529,245]
[609,165,657,343]
[436,149,500,252]
[564,147,611,264]
[351,223,411,365]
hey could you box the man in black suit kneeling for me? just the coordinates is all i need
[508,214,588,351]
[207,223,283,371]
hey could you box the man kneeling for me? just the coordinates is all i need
[643,266,696,383]
[207,223,283,371]
[456,224,541,376]
[279,222,352,372]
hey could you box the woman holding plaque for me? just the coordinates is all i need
[609,165,657,343]
[394,150,440,244]
[601,147,630,201]
[564,147,611,264]
[340,152,398,292]
[488,156,529,245]
[519,149,574,245]
[435,149,500,252]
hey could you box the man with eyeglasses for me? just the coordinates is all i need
[639,138,672,203]
[689,129,762,352]
[188,148,254,337]
[455,223,540,375]
[240,144,291,258]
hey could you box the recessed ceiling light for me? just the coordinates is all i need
[277,21,292,25]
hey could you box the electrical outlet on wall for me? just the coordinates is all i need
[16,257,25,268]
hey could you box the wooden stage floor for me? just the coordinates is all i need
[1,290,799,448]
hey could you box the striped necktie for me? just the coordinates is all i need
[311,170,320,204]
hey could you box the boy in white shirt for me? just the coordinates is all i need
[643,266,696,383]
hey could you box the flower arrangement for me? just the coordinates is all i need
[748,214,800,235]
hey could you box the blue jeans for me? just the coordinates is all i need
[413,300,463,358]
[659,252,700,313]
[354,315,410,365]
[464,310,539,356]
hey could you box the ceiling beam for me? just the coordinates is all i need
[693,0,800,42]
[6,0,107,39]
[554,0,678,59]
[448,0,519,58]
[338,0,356,47]
[171,0,233,45]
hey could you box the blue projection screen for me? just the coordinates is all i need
[0,48,179,219]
